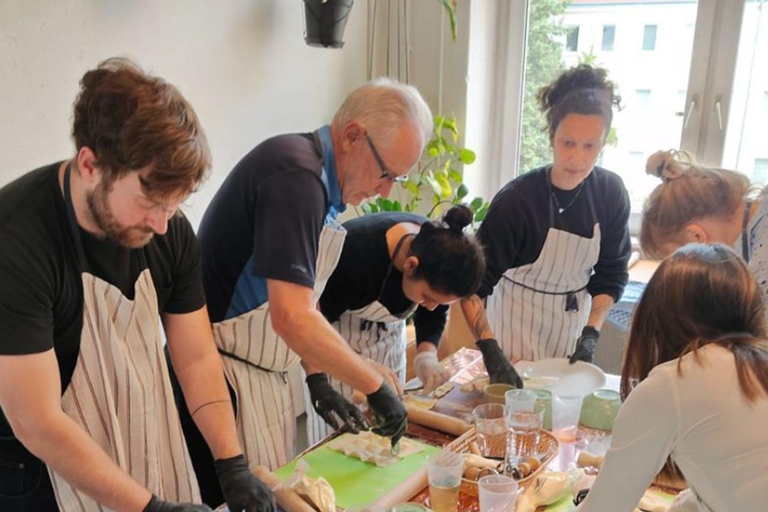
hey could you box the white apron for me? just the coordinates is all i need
[306,235,415,446]
[487,175,601,361]
[213,221,346,470]
[51,166,199,512]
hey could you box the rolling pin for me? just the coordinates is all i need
[405,404,472,436]
[252,465,316,512]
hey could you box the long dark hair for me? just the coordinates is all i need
[537,64,621,141]
[408,205,485,298]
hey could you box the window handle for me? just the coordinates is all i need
[684,97,697,129]
[715,96,724,131]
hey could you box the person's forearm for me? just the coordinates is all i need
[302,359,322,376]
[460,295,496,341]
[276,308,383,394]
[416,341,438,354]
[587,294,614,330]
[17,410,151,512]
[172,350,242,461]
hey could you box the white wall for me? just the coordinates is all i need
[0,0,369,228]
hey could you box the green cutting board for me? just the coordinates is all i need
[274,439,441,509]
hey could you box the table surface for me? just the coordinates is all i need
[403,348,620,512]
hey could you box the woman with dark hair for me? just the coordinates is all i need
[304,205,485,445]
[577,243,768,510]
[460,65,631,385]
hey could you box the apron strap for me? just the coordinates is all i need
[501,275,589,296]
[584,176,598,226]
[742,200,753,261]
[217,348,288,378]
[376,232,415,301]
[63,163,91,273]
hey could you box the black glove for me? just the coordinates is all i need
[306,373,370,433]
[476,338,523,388]
[142,495,212,512]
[214,454,275,512]
[366,382,407,447]
[569,326,599,364]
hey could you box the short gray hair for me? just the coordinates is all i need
[332,77,433,150]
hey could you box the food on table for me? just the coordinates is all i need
[277,458,336,512]
[291,473,336,512]
[459,452,545,483]
[576,450,605,470]
[515,472,570,512]
[460,375,490,393]
[462,453,503,471]
[327,431,424,467]
[429,381,454,399]
[403,393,439,410]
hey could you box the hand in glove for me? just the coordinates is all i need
[306,373,370,433]
[143,495,212,512]
[476,338,523,388]
[413,350,451,394]
[568,326,599,364]
[215,454,275,512]
[366,382,407,447]
[365,357,404,397]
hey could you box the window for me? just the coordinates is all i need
[636,89,652,108]
[566,26,579,52]
[602,25,616,51]
[755,159,768,184]
[643,24,657,51]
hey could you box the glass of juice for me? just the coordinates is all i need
[427,450,463,512]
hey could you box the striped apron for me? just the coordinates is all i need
[486,177,601,361]
[306,235,416,445]
[213,221,346,469]
[49,166,199,511]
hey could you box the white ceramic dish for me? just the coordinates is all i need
[514,359,606,396]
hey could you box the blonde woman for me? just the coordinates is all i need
[641,150,768,300]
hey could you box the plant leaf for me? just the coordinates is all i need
[424,175,443,197]
[435,174,453,200]
[448,168,463,183]
[470,197,484,210]
[474,203,490,222]
[456,183,469,200]
[459,148,476,165]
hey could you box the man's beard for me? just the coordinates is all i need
[86,182,155,249]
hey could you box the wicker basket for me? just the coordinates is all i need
[444,427,559,497]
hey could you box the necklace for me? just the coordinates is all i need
[551,181,585,214]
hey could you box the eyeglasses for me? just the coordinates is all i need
[364,132,409,183]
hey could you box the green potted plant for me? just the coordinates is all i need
[360,114,490,226]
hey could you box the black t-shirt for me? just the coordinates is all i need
[0,162,205,436]
[199,133,330,323]
[476,165,631,301]
[319,213,448,346]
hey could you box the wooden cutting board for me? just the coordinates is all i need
[273,438,441,509]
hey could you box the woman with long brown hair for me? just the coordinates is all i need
[577,243,768,511]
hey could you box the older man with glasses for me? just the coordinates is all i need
[167,78,433,507]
